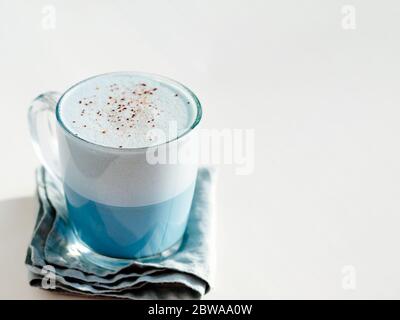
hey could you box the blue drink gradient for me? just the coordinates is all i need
[65,182,196,259]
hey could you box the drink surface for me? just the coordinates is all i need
[58,72,197,149]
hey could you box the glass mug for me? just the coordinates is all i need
[28,72,202,259]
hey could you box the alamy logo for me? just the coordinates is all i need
[41,265,56,289]
[341,265,356,290]
[145,122,255,175]
[341,5,356,30]
[41,5,56,30]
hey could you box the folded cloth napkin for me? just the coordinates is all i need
[25,166,216,299]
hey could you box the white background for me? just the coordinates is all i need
[1,0,400,299]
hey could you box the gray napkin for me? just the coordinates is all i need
[25,166,216,299]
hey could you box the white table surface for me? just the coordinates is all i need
[1,0,400,299]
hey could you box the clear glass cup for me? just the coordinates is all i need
[28,72,202,259]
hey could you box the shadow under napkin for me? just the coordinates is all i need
[25,167,216,300]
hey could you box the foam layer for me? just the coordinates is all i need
[58,73,197,149]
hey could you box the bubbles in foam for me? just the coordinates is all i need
[58,73,198,149]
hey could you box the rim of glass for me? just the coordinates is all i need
[55,71,202,152]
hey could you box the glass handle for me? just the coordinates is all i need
[28,91,62,181]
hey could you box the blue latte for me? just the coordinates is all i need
[55,72,201,259]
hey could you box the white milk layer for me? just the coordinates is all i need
[56,72,201,206]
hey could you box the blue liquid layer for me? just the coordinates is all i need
[64,183,195,259]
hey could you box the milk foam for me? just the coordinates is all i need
[58,73,197,148]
